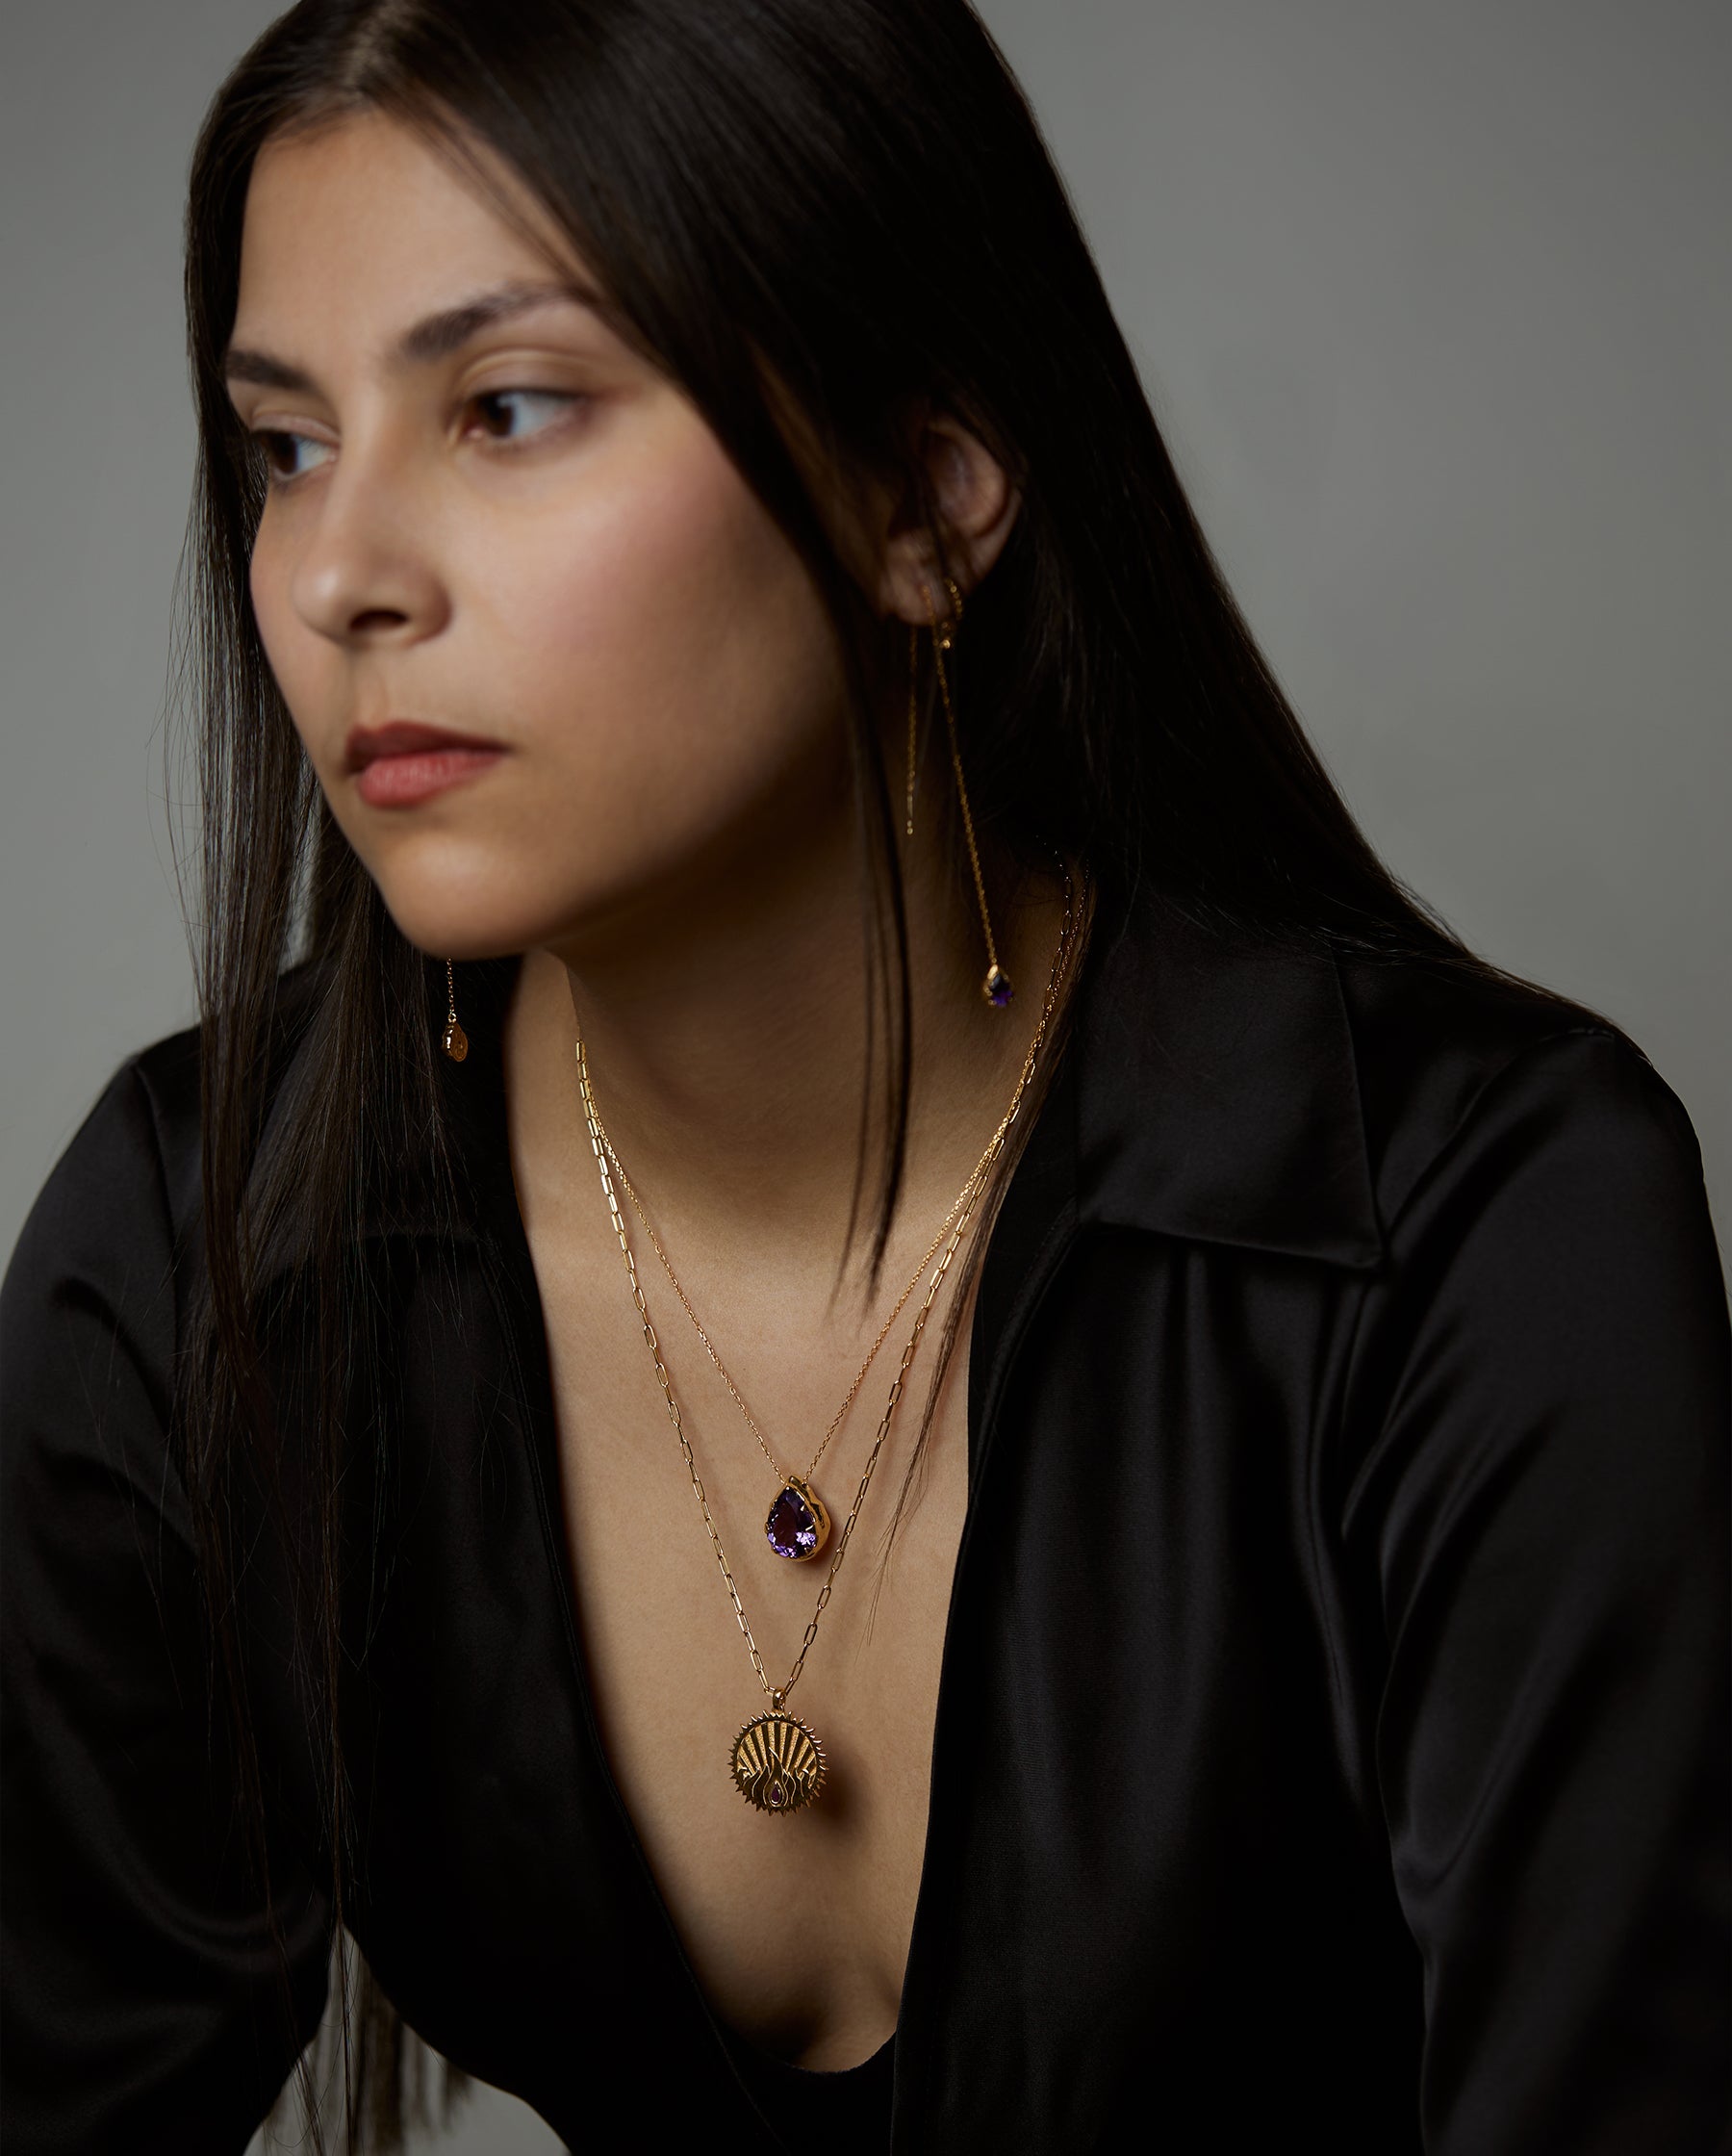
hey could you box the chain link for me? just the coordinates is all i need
[585,1079,996,1487]
[573,857,1083,1708]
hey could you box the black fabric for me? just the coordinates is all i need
[718,2023,895,2154]
[3,882,1728,2153]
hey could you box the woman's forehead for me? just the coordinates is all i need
[235,108,598,347]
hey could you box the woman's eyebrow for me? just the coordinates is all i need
[223,276,610,390]
[394,276,604,364]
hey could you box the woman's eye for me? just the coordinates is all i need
[467,389,579,444]
[254,429,333,484]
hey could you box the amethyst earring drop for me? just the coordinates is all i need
[441,959,469,1062]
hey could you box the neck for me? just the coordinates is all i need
[506,803,1069,1283]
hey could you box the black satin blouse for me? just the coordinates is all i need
[3,884,1728,2153]
[721,2024,896,2152]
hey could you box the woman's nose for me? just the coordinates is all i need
[287,456,451,650]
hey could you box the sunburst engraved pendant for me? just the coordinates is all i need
[730,1709,828,1816]
[764,1476,830,1561]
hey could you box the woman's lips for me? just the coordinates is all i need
[354,745,504,808]
[346,722,506,808]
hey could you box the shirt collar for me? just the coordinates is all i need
[1066,882,1384,1269]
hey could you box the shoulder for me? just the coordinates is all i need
[2,1055,182,1356]
[0,1046,190,1549]
[1,958,331,1345]
[1330,948,1726,1489]
[1073,886,1718,1278]
[1332,945,1714,1247]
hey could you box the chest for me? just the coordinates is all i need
[528,1217,974,2067]
[349,1204,1405,2143]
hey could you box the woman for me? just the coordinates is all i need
[1,1,1725,2149]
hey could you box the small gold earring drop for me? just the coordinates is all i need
[441,958,469,1062]
[924,578,1013,1009]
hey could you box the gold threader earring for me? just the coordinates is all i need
[917,576,1012,1010]
[441,958,469,1062]
[904,621,920,838]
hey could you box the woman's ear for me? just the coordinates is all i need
[873,406,1022,624]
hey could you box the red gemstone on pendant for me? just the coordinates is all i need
[766,1484,821,1559]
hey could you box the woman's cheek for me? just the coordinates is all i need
[463,426,827,796]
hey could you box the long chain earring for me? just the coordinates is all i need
[440,958,469,1062]
[904,622,920,837]
[925,577,1012,1009]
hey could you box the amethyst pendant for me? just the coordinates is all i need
[764,1477,830,1562]
[982,964,1014,1009]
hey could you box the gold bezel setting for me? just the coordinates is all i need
[765,1476,831,1562]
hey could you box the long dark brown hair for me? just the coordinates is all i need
[169,1,1571,2145]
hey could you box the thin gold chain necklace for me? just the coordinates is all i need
[573,861,1083,1815]
[583,1074,1001,1566]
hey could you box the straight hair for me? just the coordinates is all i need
[170,2,1592,2144]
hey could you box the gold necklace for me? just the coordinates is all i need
[573,861,1083,1816]
[583,1076,1001,1567]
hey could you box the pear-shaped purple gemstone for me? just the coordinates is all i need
[765,1483,820,1559]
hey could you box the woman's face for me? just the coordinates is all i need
[228,108,860,965]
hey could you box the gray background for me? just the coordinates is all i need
[3,2,1726,2148]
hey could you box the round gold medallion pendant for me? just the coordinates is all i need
[730,1709,828,1816]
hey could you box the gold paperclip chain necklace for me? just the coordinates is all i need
[584,1081,996,1567]
[574,860,1082,1815]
